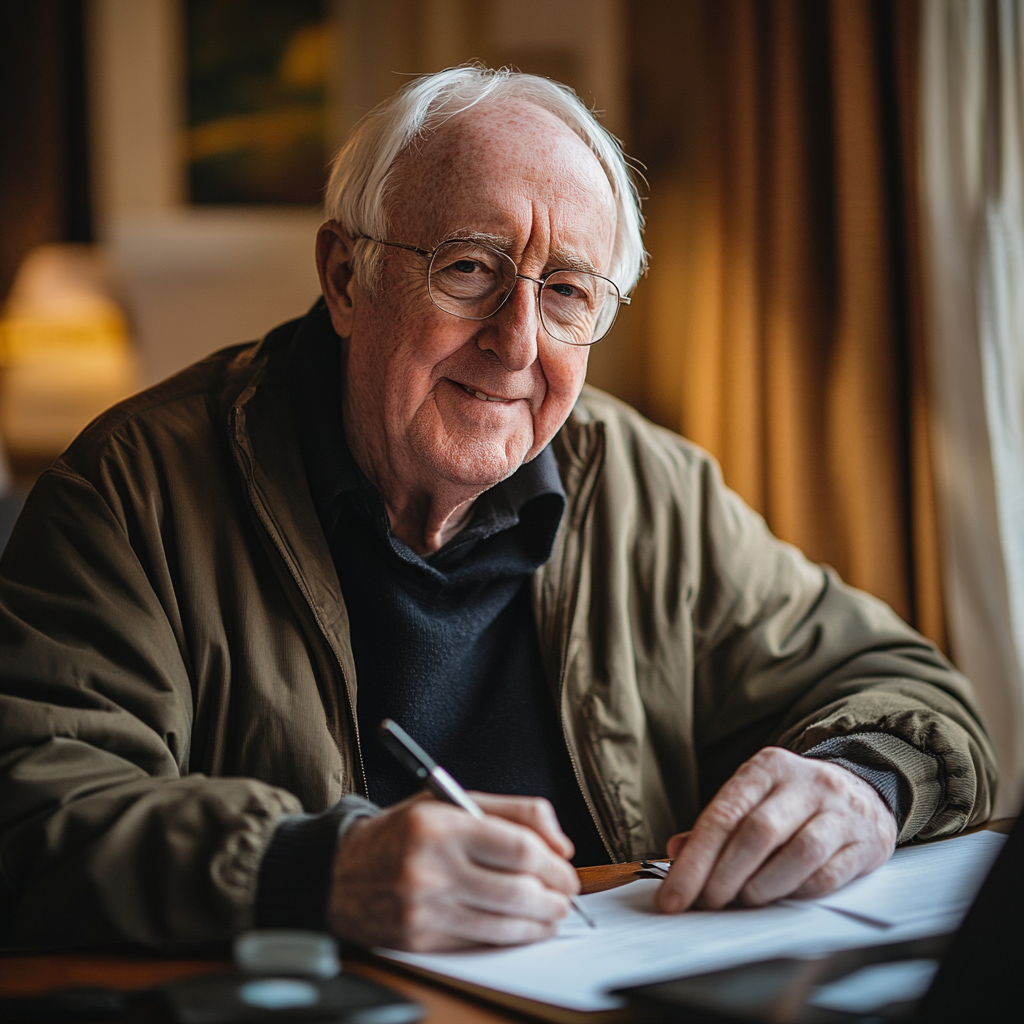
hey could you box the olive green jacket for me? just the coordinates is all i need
[0,319,997,949]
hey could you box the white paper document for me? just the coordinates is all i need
[812,829,1006,928]
[381,882,876,1011]
[376,830,1006,1013]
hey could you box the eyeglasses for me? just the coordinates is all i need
[358,236,629,346]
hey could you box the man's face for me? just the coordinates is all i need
[322,100,617,499]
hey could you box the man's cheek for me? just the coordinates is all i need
[533,379,583,444]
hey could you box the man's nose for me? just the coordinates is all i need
[479,277,541,371]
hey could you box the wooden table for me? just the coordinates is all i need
[0,863,641,1024]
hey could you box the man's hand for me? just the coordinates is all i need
[327,792,579,951]
[656,747,897,913]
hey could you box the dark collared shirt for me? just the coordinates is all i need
[288,300,608,864]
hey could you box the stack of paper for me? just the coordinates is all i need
[376,829,1006,1016]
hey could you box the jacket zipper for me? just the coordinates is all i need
[231,405,368,798]
[553,423,617,863]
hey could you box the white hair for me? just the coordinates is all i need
[323,65,647,294]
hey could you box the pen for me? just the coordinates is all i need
[379,718,596,929]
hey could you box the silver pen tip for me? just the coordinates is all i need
[572,896,596,928]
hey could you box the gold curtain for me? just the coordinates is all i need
[620,0,945,647]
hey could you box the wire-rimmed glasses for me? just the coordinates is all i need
[359,236,629,346]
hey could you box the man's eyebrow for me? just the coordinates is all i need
[548,250,602,275]
[442,229,516,250]
[442,231,603,275]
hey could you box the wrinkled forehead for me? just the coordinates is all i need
[386,100,617,264]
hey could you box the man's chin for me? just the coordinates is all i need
[415,438,532,493]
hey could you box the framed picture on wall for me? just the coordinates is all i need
[185,0,329,205]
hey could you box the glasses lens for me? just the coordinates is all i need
[428,240,516,318]
[539,271,619,345]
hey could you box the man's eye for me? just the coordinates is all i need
[451,259,481,274]
[547,280,594,303]
[548,282,580,298]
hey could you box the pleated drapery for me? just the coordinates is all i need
[621,0,945,645]
[920,0,1024,814]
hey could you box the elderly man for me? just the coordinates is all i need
[0,68,995,951]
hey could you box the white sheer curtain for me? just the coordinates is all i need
[922,0,1024,815]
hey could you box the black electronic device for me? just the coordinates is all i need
[154,971,424,1024]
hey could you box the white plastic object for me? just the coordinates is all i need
[233,929,341,978]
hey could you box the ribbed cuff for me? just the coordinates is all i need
[803,734,908,827]
[254,795,379,929]
[802,732,945,842]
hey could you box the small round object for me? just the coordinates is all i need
[237,978,320,1010]
[233,929,341,978]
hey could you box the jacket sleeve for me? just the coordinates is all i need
[0,465,302,949]
[688,455,997,842]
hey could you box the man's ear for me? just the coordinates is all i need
[316,221,358,338]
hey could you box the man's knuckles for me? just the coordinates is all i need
[792,852,858,899]
[769,815,831,862]
[489,823,575,889]
[704,754,783,826]
[808,761,853,800]
[393,853,447,905]
[476,868,557,914]
[748,745,798,777]
[500,794,558,825]
[821,769,897,847]
[740,805,793,851]
[522,799,571,849]
[811,856,851,893]
[397,804,575,903]
[473,794,574,859]
[700,795,749,836]
[500,878,571,923]
[507,827,543,866]
[400,800,491,859]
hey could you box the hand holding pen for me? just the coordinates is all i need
[325,723,588,950]
[379,718,596,929]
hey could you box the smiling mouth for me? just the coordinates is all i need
[454,381,510,403]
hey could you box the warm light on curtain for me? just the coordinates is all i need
[626,0,944,646]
